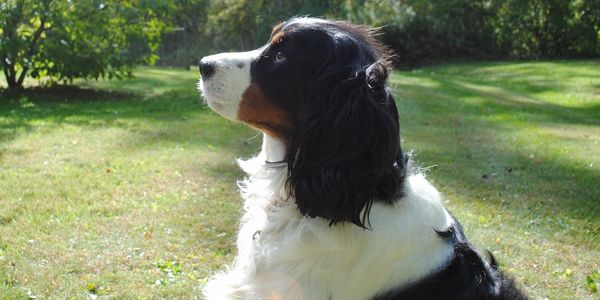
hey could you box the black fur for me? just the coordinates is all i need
[245,18,527,298]
[373,222,528,300]
[287,67,405,227]
[251,19,405,228]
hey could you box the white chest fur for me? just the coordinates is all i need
[203,135,455,300]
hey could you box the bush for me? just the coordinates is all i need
[156,0,599,68]
[0,0,165,90]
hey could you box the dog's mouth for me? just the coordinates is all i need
[197,51,260,121]
[197,78,219,105]
[198,79,240,121]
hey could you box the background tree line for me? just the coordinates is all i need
[159,0,600,68]
[2,0,599,90]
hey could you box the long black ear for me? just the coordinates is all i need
[287,60,406,228]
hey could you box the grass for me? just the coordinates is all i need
[1,61,599,299]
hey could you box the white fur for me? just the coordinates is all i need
[203,134,455,300]
[198,49,263,121]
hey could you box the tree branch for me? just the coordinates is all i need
[2,58,13,86]
[2,55,17,88]
[1,4,20,88]
[16,18,49,86]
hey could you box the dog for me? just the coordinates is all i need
[198,17,527,300]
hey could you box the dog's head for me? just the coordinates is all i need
[199,17,405,228]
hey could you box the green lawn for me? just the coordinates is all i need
[1,61,599,299]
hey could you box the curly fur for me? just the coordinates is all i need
[199,17,527,300]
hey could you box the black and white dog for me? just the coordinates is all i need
[198,17,527,300]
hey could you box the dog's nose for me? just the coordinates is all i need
[199,59,216,79]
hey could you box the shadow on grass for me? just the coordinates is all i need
[76,67,201,95]
[0,85,209,146]
[457,81,599,126]
[394,65,600,244]
[0,85,133,103]
[0,82,261,176]
[400,75,599,127]
[434,60,600,97]
[2,64,598,243]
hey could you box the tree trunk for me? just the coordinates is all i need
[2,64,12,87]
[16,19,47,87]
[6,77,21,90]
[2,60,20,90]
[1,2,23,90]
[1,19,48,91]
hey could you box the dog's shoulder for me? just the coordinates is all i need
[373,222,528,300]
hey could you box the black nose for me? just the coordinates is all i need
[199,59,215,79]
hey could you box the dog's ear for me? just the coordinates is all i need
[286,60,405,228]
[366,61,388,91]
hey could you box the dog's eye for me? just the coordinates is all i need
[274,51,286,63]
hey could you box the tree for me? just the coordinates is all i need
[0,0,165,90]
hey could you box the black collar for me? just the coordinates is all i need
[264,160,287,169]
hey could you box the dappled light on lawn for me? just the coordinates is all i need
[1,62,599,299]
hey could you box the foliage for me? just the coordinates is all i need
[587,270,600,293]
[0,0,166,90]
[3,0,596,82]
[157,0,339,66]
[377,0,498,65]
[157,0,600,67]
[342,0,600,65]
[156,0,210,67]
[492,0,600,58]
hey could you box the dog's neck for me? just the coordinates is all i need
[262,133,286,164]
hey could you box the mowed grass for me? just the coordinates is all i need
[0,67,258,299]
[0,61,599,299]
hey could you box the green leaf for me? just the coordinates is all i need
[586,270,600,293]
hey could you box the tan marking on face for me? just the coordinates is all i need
[271,31,285,45]
[271,22,284,35]
[237,84,293,139]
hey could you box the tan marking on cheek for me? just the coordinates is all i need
[238,84,293,139]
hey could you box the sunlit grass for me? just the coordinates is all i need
[1,61,599,299]
[391,60,599,300]
[0,67,259,298]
